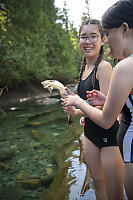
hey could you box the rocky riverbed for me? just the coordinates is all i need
[0,82,93,200]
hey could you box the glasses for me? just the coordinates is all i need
[79,34,99,43]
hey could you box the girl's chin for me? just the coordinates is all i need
[112,55,118,59]
[84,52,95,57]
[112,52,122,59]
[113,55,123,60]
[111,49,124,59]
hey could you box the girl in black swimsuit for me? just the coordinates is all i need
[63,19,124,200]
[63,1,133,199]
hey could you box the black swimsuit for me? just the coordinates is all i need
[117,94,133,162]
[78,69,119,149]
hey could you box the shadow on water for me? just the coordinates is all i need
[0,98,92,200]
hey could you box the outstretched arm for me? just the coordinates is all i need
[62,59,133,129]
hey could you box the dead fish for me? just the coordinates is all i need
[41,80,72,127]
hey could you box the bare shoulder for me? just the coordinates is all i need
[112,57,133,89]
[98,60,112,72]
[97,60,112,78]
[114,57,133,74]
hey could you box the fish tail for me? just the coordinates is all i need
[67,115,72,128]
[80,169,90,195]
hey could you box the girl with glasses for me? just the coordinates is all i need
[62,0,133,199]
[63,19,124,200]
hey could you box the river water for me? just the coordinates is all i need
[0,97,92,200]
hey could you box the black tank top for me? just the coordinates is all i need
[78,68,119,140]
[121,95,133,125]
[78,68,99,99]
[78,68,101,135]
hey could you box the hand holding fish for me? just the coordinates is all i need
[62,94,83,108]
[41,80,74,127]
[63,105,77,116]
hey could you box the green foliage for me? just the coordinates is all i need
[103,42,114,67]
[0,0,82,87]
[81,0,90,22]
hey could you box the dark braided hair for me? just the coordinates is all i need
[78,19,105,89]
[91,46,104,87]
[79,56,87,80]
[102,0,133,29]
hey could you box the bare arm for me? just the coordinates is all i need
[62,58,133,129]
[95,61,112,110]
[97,60,113,96]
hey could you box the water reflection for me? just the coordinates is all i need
[0,99,89,200]
[68,149,87,200]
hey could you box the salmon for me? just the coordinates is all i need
[41,80,72,127]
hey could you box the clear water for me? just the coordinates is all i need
[0,99,85,200]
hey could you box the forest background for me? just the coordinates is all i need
[0,0,113,90]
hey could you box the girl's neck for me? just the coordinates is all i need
[86,56,98,68]
[124,36,133,57]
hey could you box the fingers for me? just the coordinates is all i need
[80,117,85,126]
[60,98,64,102]
[86,89,97,94]
[60,97,69,109]
[60,97,67,103]
[86,94,96,100]
[88,99,95,106]
[62,106,68,112]
[61,94,77,107]
[62,105,73,114]
[61,101,67,107]
[86,89,97,97]
[60,96,72,114]
[86,90,97,106]
[86,91,97,97]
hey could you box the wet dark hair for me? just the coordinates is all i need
[78,19,104,88]
[102,0,133,29]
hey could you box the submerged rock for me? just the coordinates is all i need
[31,130,44,141]
[3,183,25,200]
[16,178,40,189]
[0,162,10,170]
[16,172,30,181]
[0,147,15,160]
[46,167,53,175]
